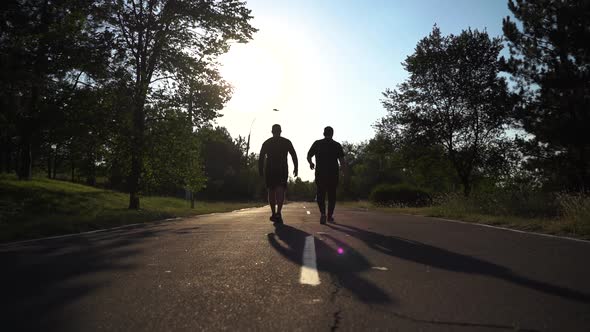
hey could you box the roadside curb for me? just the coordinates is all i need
[433,216,590,244]
[0,206,261,247]
[347,207,590,244]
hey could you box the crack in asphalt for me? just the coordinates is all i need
[329,276,344,331]
[327,274,537,331]
[368,305,540,331]
[330,310,342,332]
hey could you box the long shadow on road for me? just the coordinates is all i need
[327,222,590,304]
[267,223,393,304]
[0,223,170,332]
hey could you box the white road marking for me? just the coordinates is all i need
[306,211,311,215]
[300,236,320,286]
[372,266,389,271]
[436,218,590,244]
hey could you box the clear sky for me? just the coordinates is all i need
[216,0,512,181]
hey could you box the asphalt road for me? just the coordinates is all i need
[1,204,589,331]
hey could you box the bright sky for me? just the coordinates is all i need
[216,0,511,181]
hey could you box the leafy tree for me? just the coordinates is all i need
[195,126,249,200]
[377,27,514,196]
[99,0,256,208]
[143,106,206,203]
[502,0,590,190]
[287,177,315,202]
[0,0,104,180]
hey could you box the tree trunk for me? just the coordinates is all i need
[461,176,471,197]
[71,158,75,182]
[47,152,52,178]
[86,150,96,186]
[1,133,11,173]
[577,146,589,192]
[52,152,57,179]
[17,131,32,180]
[190,191,195,209]
[128,102,145,210]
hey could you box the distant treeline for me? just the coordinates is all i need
[1,0,589,208]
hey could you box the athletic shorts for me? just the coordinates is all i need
[266,170,288,189]
[315,175,339,188]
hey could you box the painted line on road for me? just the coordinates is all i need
[436,218,590,244]
[300,236,320,286]
[372,266,389,271]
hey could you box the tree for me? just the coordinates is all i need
[0,0,104,180]
[377,27,514,196]
[502,0,590,191]
[99,0,256,209]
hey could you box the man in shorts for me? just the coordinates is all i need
[307,126,346,224]
[259,124,298,224]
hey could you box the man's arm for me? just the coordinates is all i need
[307,142,316,170]
[258,143,266,176]
[337,143,347,175]
[289,142,298,177]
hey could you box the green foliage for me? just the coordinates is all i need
[557,193,590,235]
[288,177,316,202]
[195,126,264,201]
[502,0,590,190]
[143,107,206,195]
[377,26,514,196]
[369,183,431,207]
[431,190,559,219]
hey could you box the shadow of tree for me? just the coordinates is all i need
[327,222,590,304]
[267,224,393,304]
[0,223,168,331]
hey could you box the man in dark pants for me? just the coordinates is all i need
[307,126,346,224]
[259,124,298,224]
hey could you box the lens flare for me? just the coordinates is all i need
[337,247,344,255]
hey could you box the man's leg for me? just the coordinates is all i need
[316,181,326,217]
[275,185,285,216]
[327,184,337,220]
[268,187,277,218]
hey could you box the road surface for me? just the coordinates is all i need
[1,204,589,331]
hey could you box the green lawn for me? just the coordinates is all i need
[340,201,590,240]
[0,174,261,243]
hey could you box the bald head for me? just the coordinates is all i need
[272,124,282,136]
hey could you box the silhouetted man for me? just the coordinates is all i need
[259,124,298,224]
[307,126,346,224]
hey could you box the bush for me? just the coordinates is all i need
[369,183,431,207]
[431,190,560,219]
[557,192,590,235]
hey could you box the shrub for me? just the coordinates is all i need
[431,190,559,218]
[369,183,431,207]
[557,192,590,235]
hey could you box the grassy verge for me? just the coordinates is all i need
[0,174,261,243]
[340,200,590,240]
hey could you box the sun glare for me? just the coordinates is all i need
[220,41,286,113]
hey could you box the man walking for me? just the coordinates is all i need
[259,124,298,224]
[307,126,345,224]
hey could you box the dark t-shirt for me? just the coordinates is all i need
[258,136,297,177]
[307,138,344,179]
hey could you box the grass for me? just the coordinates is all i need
[341,195,590,240]
[0,174,261,243]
